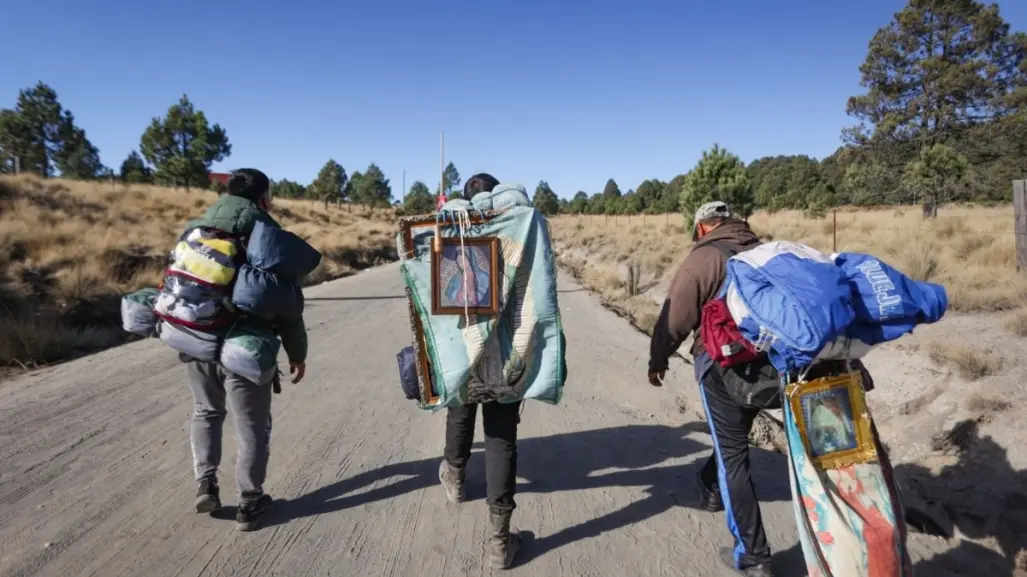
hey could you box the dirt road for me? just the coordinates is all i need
[0,264,969,577]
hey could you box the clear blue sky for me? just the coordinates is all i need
[2,0,1025,200]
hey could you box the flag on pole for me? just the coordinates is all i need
[436,194,447,211]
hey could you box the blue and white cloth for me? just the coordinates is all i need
[724,241,947,373]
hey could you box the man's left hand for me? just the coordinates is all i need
[648,370,665,387]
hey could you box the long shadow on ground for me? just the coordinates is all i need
[267,421,794,565]
[896,418,1027,577]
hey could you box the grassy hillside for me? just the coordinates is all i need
[0,175,398,371]
[551,205,1026,335]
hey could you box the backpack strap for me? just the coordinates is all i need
[706,240,739,261]
[706,240,739,299]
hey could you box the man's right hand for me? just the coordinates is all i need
[290,362,306,384]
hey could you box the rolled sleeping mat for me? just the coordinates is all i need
[156,320,219,362]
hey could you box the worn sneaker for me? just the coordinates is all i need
[697,474,724,513]
[719,547,774,577]
[195,479,222,514]
[438,460,466,504]
[235,495,273,532]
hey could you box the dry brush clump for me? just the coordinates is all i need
[0,175,398,371]
[926,341,1005,381]
[551,206,1023,325]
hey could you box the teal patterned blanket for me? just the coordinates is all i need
[397,184,567,410]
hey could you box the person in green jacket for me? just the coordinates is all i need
[185,168,307,531]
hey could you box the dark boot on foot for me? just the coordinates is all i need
[195,479,222,514]
[719,546,774,577]
[488,511,521,570]
[697,473,724,513]
[438,460,466,504]
[236,494,273,532]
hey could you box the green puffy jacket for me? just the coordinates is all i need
[186,194,308,364]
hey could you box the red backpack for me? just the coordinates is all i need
[701,297,761,368]
[699,241,763,368]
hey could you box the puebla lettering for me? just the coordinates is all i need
[855,259,902,320]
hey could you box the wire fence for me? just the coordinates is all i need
[550,212,1022,238]
[549,208,1026,270]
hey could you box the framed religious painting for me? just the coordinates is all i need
[431,236,501,316]
[397,214,438,259]
[786,371,877,470]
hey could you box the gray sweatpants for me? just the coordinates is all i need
[186,361,273,501]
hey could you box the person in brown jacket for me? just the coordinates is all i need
[647,200,774,577]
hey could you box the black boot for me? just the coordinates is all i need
[697,473,724,513]
[719,547,774,577]
[488,511,521,570]
[195,479,222,514]
[236,494,273,532]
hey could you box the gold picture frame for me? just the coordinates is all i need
[431,236,501,316]
[786,371,878,470]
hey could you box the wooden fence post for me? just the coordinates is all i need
[832,209,838,253]
[1015,179,1027,273]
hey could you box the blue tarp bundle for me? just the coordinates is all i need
[724,241,947,373]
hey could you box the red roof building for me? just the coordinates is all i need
[209,172,231,187]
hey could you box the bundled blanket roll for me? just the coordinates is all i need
[231,221,321,319]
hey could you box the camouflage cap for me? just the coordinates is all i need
[690,201,733,241]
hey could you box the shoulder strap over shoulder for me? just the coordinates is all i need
[706,240,738,260]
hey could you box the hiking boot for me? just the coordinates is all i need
[235,494,273,532]
[719,547,774,577]
[488,511,521,570]
[697,473,724,513]
[195,479,222,514]
[438,460,466,504]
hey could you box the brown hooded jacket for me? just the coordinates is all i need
[648,219,761,372]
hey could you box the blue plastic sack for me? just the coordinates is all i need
[726,241,856,372]
[247,220,322,281]
[397,346,421,400]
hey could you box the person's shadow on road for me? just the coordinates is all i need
[265,421,793,566]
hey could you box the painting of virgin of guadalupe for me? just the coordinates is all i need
[431,237,501,315]
[802,388,858,457]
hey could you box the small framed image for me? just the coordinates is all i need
[786,372,877,470]
[397,214,438,259]
[431,236,501,316]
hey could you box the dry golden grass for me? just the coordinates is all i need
[0,174,398,369]
[926,341,1005,381]
[550,205,1025,335]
